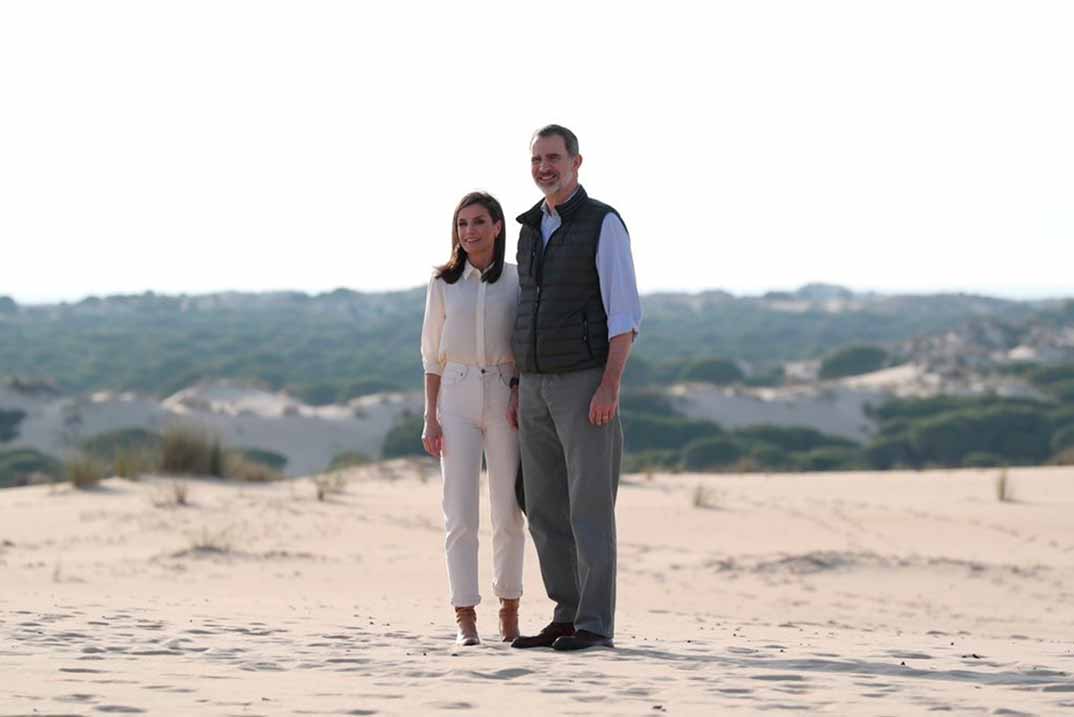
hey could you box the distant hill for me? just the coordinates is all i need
[3,287,1073,485]
[0,286,1069,401]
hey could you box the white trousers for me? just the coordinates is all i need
[437,362,526,607]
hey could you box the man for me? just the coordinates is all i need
[507,124,642,651]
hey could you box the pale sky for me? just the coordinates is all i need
[1,1,1071,304]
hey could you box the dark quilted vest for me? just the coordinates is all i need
[511,186,618,374]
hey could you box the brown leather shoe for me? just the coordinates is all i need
[455,606,479,646]
[510,621,574,649]
[498,598,520,642]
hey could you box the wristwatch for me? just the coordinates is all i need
[509,377,520,389]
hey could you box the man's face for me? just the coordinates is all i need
[531,135,581,199]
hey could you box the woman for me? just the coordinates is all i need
[420,191,525,646]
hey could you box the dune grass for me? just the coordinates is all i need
[65,454,107,489]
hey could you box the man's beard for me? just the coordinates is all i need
[538,168,574,197]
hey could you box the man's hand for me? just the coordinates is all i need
[588,380,620,426]
[506,387,520,430]
[422,417,444,457]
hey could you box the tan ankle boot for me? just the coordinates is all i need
[455,606,479,646]
[498,598,520,642]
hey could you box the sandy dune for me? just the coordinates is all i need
[1,381,423,477]
[2,463,1073,715]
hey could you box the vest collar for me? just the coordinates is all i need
[517,185,589,227]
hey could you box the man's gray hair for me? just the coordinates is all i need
[533,124,579,157]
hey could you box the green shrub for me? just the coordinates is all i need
[1045,379,1074,403]
[1028,363,1074,388]
[327,451,371,471]
[1052,424,1074,454]
[82,428,162,460]
[225,454,282,482]
[819,345,888,380]
[66,454,107,488]
[679,358,744,385]
[238,448,287,471]
[0,448,62,487]
[621,356,657,388]
[619,391,679,417]
[745,442,791,470]
[292,382,340,406]
[338,379,402,401]
[963,451,1005,468]
[160,424,224,477]
[622,450,681,473]
[743,366,785,387]
[865,435,918,470]
[622,413,723,452]
[382,414,425,459]
[111,447,160,479]
[909,406,1052,466]
[0,408,26,442]
[682,437,743,470]
[866,395,981,421]
[791,446,863,472]
[733,424,857,452]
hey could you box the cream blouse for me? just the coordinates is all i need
[421,261,520,375]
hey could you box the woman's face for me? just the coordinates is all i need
[456,203,501,258]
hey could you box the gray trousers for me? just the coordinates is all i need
[519,367,622,638]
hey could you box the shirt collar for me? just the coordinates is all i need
[541,186,581,218]
[462,261,480,280]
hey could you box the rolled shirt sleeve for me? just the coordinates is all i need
[595,213,643,340]
[420,276,446,375]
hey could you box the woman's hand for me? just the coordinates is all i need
[422,417,444,457]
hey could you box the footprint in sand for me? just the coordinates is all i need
[95,706,147,714]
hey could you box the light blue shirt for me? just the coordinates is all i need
[540,193,643,340]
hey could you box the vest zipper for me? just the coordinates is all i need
[531,219,570,374]
[583,315,594,359]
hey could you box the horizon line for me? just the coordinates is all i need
[6,283,1072,307]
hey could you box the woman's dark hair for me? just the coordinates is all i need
[436,192,507,285]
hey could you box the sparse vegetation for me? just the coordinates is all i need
[65,454,107,488]
[327,451,371,471]
[996,467,1012,503]
[691,484,719,509]
[313,472,346,501]
[3,290,1073,481]
[159,424,224,477]
[82,428,161,459]
[225,454,282,482]
[152,480,190,507]
[187,526,231,553]
[112,447,158,479]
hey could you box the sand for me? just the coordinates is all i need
[1,381,423,477]
[2,462,1073,715]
